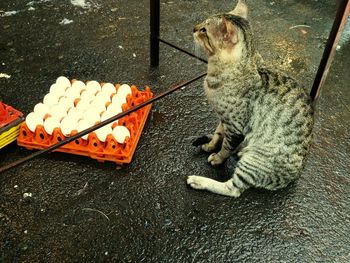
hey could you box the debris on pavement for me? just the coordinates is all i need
[289,24,311,30]
[0,11,20,17]
[70,0,90,9]
[82,208,110,221]
[75,182,89,196]
[0,73,11,79]
[59,18,73,25]
[23,192,32,198]
[301,29,308,35]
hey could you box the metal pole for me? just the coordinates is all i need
[310,0,350,101]
[158,37,208,64]
[150,0,160,67]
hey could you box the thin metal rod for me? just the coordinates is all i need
[0,72,207,174]
[158,37,208,64]
[150,0,160,67]
[310,0,350,101]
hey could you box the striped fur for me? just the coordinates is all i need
[188,0,313,197]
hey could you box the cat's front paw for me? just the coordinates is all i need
[187,175,207,190]
[208,153,226,166]
[201,143,216,153]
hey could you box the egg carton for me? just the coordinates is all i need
[17,77,153,165]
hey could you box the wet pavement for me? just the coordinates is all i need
[1,0,349,262]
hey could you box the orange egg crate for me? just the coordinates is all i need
[17,82,153,165]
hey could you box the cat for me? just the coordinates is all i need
[187,0,314,197]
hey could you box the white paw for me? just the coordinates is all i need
[187,175,208,190]
[208,153,224,166]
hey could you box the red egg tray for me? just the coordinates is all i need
[17,85,153,165]
[0,102,24,129]
[0,102,24,149]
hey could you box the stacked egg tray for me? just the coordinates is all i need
[17,77,153,165]
[0,102,24,149]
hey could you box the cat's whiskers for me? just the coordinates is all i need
[193,39,205,65]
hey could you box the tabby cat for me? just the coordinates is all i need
[187,0,314,197]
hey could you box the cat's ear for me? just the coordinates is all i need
[220,16,238,44]
[229,0,248,19]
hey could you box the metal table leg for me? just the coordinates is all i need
[150,0,160,67]
[310,0,350,101]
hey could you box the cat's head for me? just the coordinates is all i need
[193,0,253,64]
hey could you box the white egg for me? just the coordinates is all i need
[49,104,67,121]
[60,116,77,136]
[65,87,81,100]
[100,89,115,99]
[83,109,101,126]
[62,95,76,105]
[83,108,97,117]
[71,80,86,92]
[107,103,123,115]
[86,80,101,94]
[95,125,113,142]
[101,109,116,121]
[43,116,61,135]
[101,83,116,95]
[58,97,74,112]
[49,83,65,97]
[33,103,49,119]
[25,112,44,133]
[111,94,127,108]
[112,125,131,144]
[67,107,84,122]
[75,99,91,112]
[92,104,106,115]
[56,76,71,89]
[77,119,92,140]
[43,93,59,106]
[117,84,132,98]
[100,109,118,127]
[80,90,96,103]
[95,92,111,104]
[90,99,104,109]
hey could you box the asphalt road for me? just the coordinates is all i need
[1,0,349,262]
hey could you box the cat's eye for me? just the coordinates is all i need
[200,28,207,33]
